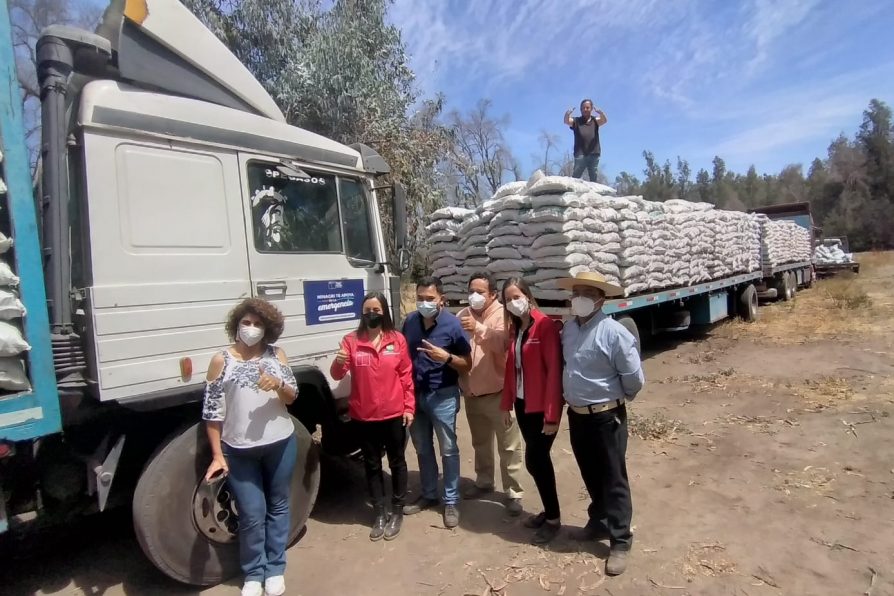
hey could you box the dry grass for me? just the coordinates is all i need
[774,465,836,497]
[629,411,689,440]
[717,251,894,344]
[823,274,873,309]
[682,542,737,578]
[792,376,856,409]
[660,368,739,394]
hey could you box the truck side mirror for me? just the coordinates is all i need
[392,182,409,272]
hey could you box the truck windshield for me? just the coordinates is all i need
[247,163,342,253]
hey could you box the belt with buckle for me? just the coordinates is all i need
[568,399,625,415]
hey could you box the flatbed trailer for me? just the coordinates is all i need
[449,270,766,347]
[815,261,860,277]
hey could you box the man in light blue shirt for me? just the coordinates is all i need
[558,272,644,577]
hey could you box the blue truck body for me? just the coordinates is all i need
[0,6,61,445]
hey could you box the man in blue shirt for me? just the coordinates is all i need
[401,276,472,528]
[558,272,645,576]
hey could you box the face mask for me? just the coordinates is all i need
[363,312,383,329]
[416,300,439,319]
[239,325,264,346]
[468,293,487,311]
[506,297,529,317]
[571,296,597,318]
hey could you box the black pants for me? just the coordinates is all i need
[355,417,408,508]
[515,399,560,520]
[568,405,633,550]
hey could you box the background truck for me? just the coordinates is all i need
[749,202,815,302]
[814,235,860,277]
[0,0,408,586]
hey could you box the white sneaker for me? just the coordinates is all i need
[241,580,263,596]
[265,575,286,596]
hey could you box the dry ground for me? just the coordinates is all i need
[2,253,893,596]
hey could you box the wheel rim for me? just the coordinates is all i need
[193,479,239,544]
[750,292,758,317]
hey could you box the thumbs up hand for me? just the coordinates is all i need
[258,362,284,392]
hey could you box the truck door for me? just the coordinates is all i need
[237,155,387,370]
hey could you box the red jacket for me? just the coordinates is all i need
[330,331,415,422]
[501,309,564,424]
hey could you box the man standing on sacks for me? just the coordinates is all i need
[457,272,525,516]
[557,271,644,576]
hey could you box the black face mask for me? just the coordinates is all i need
[363,312,384,329]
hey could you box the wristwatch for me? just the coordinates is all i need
[446,354,454,365]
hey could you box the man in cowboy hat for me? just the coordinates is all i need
[557,271,644,576]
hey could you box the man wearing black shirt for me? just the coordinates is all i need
[564,99,608,181]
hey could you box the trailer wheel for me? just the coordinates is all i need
[615,316,641,353]
[738,285,758,322]
[788,272,798,298]
[779,273,792,302]
[133,418,320,586]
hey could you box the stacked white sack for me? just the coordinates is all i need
[513,174,622,301]
[757,216,812,267]
[0,178,31,392]
[483,189,538,289]
[425,207,474,301]
[429,171,771,301]
[813,242,854,265]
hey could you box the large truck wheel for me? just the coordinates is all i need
[779,274,792,302]
[788,272,798,298]
[133,418,320,586]
[738,285,758,322]
[615,315,641,352]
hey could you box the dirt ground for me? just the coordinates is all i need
[2,254,893,596]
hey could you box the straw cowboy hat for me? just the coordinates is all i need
[556,271,624,298]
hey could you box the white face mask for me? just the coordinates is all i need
[239,325,265,346]
[571,296,597,318]
[506,297,530,317]
[468,292,487,311]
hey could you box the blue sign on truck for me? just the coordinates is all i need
[303,279,364,325]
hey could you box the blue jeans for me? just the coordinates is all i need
[223,433,298,581]
[573,154,600,181]
[410,385,461,505]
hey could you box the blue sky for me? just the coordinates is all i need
[390,0,894,181]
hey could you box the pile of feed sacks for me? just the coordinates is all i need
[813,240,854,265]
[426,207,475,299]
[425,172,809,301]
[754,215,812,267]
[0,153,31,393]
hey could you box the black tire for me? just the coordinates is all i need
[738,284,758,322]
[616,315,641,352]
[133,419,320,586]
[779,273,791,302]
[788,272,798,298]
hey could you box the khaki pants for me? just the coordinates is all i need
[464,392,524,499]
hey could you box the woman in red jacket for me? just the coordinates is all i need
[331,291,415,541]
[500,277,565,544]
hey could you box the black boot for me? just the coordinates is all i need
[384,511,403,541]
[369,505,387,541]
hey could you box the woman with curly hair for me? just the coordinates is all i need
[330,291,415,541]
[202,298,298,596]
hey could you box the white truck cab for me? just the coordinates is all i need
[0,0,408,585]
